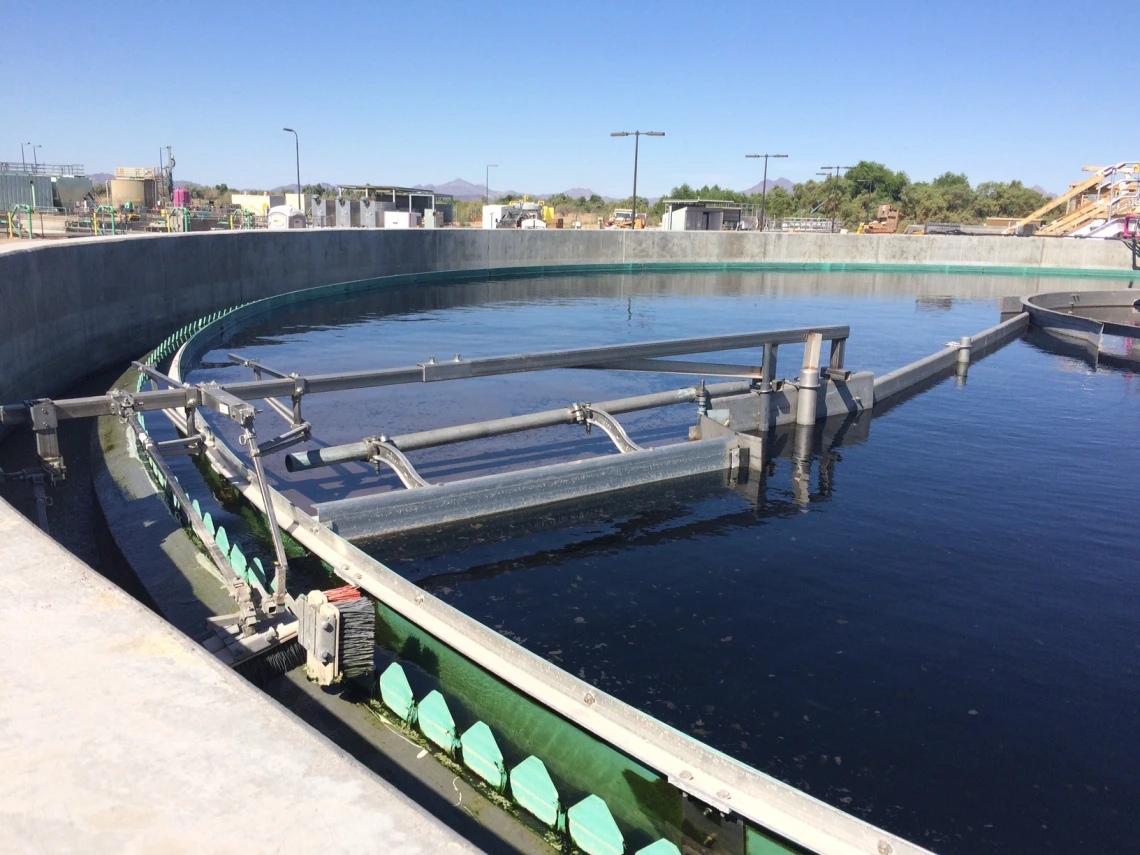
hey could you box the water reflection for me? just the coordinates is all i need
[374,410,870,588]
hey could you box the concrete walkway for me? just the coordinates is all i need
[0,498,478,854]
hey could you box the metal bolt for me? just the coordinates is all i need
[717,789,731,800]
[583,691,596,706]
[414,593,425,605]
[321,620,334,632]
[878,843,893,855]
[355,572,362,580]
[679,770,693,781]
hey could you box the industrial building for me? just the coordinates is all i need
[0,161,92,212]
[660,198,747,231]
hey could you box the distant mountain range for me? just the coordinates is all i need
[1032,185,1057,199]
[414,178,618,202]
[744,178,795,195]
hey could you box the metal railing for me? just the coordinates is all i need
[0,162,84,176]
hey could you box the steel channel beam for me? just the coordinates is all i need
[312,439,738,540]
[873,313,1029,404]
[285,381,752,472]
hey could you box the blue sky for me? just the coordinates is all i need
[3,2,1133,196]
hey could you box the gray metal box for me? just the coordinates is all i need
[335,198,359,228]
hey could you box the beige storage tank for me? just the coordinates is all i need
[110,178,156,209]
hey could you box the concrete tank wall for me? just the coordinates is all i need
[1,229,1136,408]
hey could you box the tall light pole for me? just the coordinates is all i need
[30,144,41,173]
[21,142,30,170]
[819,165,854,232]
[745,153,788,231]
[611,131,664,227]
[485,164,498,205]
[283,128,301,213]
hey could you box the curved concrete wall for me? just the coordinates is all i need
[0,230,1135,851]
[2,229,1136,406]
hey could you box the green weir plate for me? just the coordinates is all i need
[510,755,561,830]
[636,841,681,855]
[460,721,507,791]
[417,690,458,754]
[378,663,416,723]
[568,794,624,855]
[202,512,215,536]
[229,545,249,584]
[214,526,230,557]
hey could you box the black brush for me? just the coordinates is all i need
[232,637,306,688]
[337,597,376,679]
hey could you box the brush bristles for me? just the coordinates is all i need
[232,638,305,687]
[338,597,375,679]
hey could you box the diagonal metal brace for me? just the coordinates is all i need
[570,404,643,453]
[367,439,430,488]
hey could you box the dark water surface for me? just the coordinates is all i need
[192,272,1139,854]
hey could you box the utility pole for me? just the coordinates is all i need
[283,128,301,217]
[819,165,855,232]
[485,164,498,205]
[745,153,788,231]
[611,131,664,227]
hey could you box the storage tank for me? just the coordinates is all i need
[172,187,191,208]
[110,178,156,209]
[267,205,307,229]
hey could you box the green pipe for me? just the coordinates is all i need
[93,205,116,236]
[9,204,33,239]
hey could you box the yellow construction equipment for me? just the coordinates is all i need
[857,204,900,234]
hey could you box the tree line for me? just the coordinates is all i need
[460,161,1055,228]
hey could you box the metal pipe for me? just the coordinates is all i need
[795,333,823,426]
[285,381,751,472]
[757,343,777,433]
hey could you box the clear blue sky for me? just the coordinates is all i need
[3,1,1133,196]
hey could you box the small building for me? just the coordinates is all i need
[483,205,507,229]
[384,211,421,229]
[660,199,745,231]
[231,193,285,214]
[267,205,306,229]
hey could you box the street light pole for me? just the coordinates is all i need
[21,142,29,170]
[485,164,498,205]
[611,131,664,227]
[283,128,301,215]
[30,144,41,173]
[819,165,855,232]
[745,153,788,231]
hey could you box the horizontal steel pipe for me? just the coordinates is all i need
[285,381,752,472]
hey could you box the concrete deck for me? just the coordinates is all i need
[0,497,476,854]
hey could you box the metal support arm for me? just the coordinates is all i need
[570,404,643,453]
[367,440,430,488]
